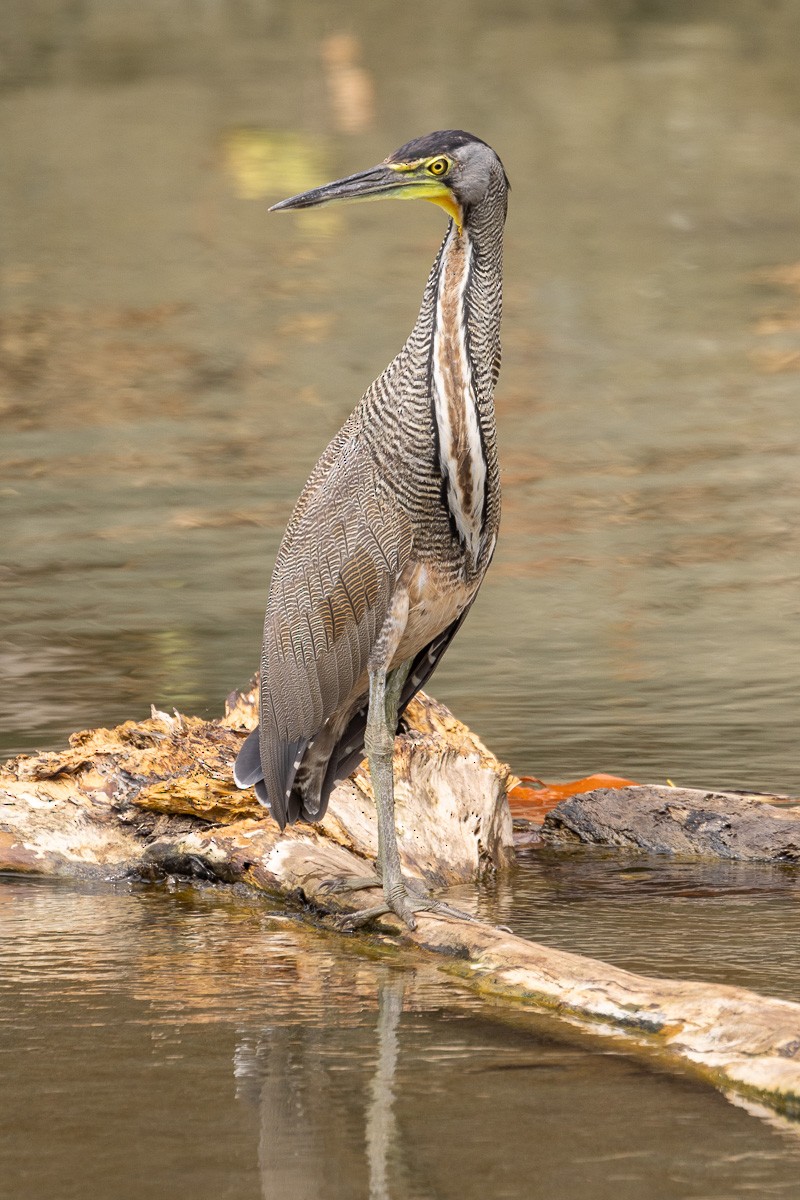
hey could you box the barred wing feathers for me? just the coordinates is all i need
[255,430,413,827]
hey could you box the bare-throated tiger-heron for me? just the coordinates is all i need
[234,130,509,927]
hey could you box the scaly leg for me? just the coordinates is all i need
[320,660,413,904]
[358,659,415,926]
[332,657,477,931]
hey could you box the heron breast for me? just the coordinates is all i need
[392,560,476,666]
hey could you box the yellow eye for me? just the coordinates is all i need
[427,157,449,177]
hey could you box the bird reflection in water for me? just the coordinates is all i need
[234,974,407,1200]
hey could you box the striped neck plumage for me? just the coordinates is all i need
[430,220,496,569]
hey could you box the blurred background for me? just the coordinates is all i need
[2,0,799,792]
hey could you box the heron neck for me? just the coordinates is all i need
[421,186,504,565]
[426,190,505,395]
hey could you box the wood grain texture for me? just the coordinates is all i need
[1,695,798,1120]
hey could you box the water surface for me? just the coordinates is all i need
[2,0,800,793]
[2,873,800,1200]
[2,4,800,1195]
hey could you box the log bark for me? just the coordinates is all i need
[1,691,799,1121]
[541,785,800,862]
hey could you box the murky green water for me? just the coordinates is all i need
[478,849,800,1001]
[2,2,800,1194]
[3,0,800,794]
[2,872,800,1200]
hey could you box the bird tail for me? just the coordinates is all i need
[233,727,310,829]
[233,728,262,788]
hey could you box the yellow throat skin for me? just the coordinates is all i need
[386,160,464,230]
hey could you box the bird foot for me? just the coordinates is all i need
[320,872,429,900]
[318,873,383,896]
[330,883,479,932]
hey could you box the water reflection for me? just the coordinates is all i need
[3,877,800,1199]
[321,33,375,136]
[3,5,800,1194]
[235,976,406,1200]
[472,851,800,1001]
[365,979,404,1200]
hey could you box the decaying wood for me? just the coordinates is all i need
[1,690,799,1121]
[0,682,514,884]
[542,785,800,862]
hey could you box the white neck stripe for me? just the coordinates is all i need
[431,228,487,564]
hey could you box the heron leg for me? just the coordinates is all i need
[321,659,418,925]
[366,659,419,928]
[320,659,414,903]
[329,659,479,931]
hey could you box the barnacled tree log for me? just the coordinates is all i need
[541,786,800,862]
[1,689,799,1121]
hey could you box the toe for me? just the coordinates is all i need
[320,873,382,895]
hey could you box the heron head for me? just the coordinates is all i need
[269,130,508,231]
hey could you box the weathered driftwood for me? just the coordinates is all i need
[1,689,799,1120]
[0,683,514,884]
[542,785,800,862]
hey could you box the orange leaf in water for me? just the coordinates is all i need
[508,773,638,824]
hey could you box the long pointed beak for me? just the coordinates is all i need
[269,164,431,212]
